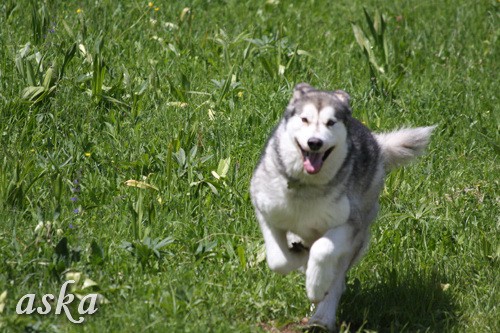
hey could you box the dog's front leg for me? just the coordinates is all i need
[305,224,358,332]
[307,270,347,333]
[257,212,308,274]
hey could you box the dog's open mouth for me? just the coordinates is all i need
[297,142,334,174]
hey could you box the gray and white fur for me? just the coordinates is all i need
[250,83,435,332]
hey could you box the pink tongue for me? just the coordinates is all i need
[303,153,323,174]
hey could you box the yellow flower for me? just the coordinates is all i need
[148,2,153,8]
[155,7,160,11]
[76,8,83,14]
[84,152,91,157]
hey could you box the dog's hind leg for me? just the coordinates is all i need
[305,224,365,332]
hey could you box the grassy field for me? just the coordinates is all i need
[0,0,498,332]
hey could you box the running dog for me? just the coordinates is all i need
[250,83,435,331]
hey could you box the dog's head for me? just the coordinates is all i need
[284,83,351,175]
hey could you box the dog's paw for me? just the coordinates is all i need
[267,248,308,274]
[304,316,338,333]
[302,322,336,333]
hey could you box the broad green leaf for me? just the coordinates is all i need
[237,246,246,269]
[82,278,98,290]
[26,61,36,86]
[174,148,186,166]
[33,85,56,104]
[65,271,82,284]
[0,290,7,314]
[296,49,312,56]
[42,67,54,90]
[373,10,382,36]
[19,42,30,58]
[259,56,275,79]
[155,236,174,250]
[21,86,45,100]
[60,43,77,79]
[216,157,231,178]
[180,7,191,22]
[206,182,219,196]
[61,19,74,38]
[217,65,235,104]
[15,57,25,79]
[124,179,159,191]
[363,8,378,40]
[211,170,220,180]
[351,23,369,51]
[134,80,148,96]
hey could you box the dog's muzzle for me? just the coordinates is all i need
[296,139,334,174]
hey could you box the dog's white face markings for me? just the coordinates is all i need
[291,103,335,148]
[287,103,347,174]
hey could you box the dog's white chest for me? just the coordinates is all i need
[261,185,351,244]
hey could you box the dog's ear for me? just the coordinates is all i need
[332,90,350,105]
[292,83,314,102]
[331,89,352,119]
[285,83,314,119]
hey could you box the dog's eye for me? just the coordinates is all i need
[301,117,309,124]
[326,120,336,127]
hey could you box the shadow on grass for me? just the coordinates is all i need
[338,268,457,332]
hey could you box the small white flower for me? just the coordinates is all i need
[164,22,178,30]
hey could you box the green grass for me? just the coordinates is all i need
[0,0,498,332]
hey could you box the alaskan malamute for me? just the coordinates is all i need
[250,83,435,332]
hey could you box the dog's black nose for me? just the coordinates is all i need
[307,138,323,151]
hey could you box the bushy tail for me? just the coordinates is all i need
[375,126,436,171]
